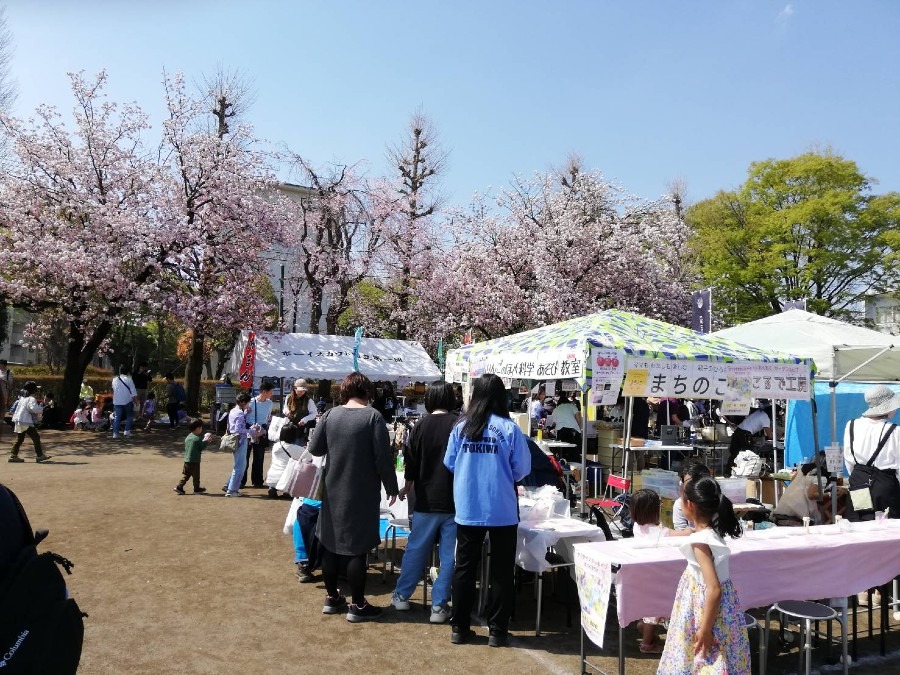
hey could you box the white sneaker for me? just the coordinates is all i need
[112,433,119,439]
[430,606,452,624]
[124,431,131,437]
[391,594,410,611]
[225,491,243,498]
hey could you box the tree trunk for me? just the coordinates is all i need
[184,329,205,415]
[59,320,113,423]
[308,285,323,334]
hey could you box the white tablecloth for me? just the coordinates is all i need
[517,517,606,573]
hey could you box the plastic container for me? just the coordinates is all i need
[717,477,748,505]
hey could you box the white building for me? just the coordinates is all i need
[865,291,900,335]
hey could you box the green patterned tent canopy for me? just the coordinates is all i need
[446,310,815,400]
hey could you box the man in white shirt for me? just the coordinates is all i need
[111,365,139,439]
[241,382,275,489]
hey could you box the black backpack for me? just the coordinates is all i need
[0,485,85,674]
[845,421,900,522]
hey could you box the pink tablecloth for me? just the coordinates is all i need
[575,521,900,626]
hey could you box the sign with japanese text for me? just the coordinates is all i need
[622,358,810,400]
[721,365,753,416]
[622,368,649,397]
[237,331,256,389]
[590,348,626,405]
[469,348,585,382]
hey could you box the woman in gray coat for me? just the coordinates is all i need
[309,371,398,622]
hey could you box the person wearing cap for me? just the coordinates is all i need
[843,384,900,521]
[8,381,50,463]
[283,378,318,433]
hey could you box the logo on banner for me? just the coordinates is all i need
[691,289,712,333]
[237,332,256,389]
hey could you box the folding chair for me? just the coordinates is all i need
[585,474,632,535]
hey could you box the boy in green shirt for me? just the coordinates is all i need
[174,419,213,495]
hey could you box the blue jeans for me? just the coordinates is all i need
[112,403,134,436]
[226,439,246,493]
[393,511,456,608]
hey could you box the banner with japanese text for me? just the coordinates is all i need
[622,358,810,400]
[575,545,613,649]
[237,331,256,389]
[469,348,586,384]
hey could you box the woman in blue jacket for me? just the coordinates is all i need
[444,373,531,647]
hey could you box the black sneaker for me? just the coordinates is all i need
[488,629,509,648]
[450,627,476,645]
[296,564,315,583]
[174,485,186,495]
[7,456,24,463]
[193,487,207,494]
[322,594,347,615]
[267,488,278,499]
[36,455,51,463]
[346,601,383,623]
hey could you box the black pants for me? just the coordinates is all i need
[241,439,267,487]
[451,523,518,633]
[167,402,180,428]
[556,428,582,461]
[177,462,201,490]
[10,426,43,458]
[321,547,368,606]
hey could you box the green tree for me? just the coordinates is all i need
[687,151,900,326]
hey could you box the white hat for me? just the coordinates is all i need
[862,385,900,418]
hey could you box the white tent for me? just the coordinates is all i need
[229,331,443,383]
[712,309,899,463]
[712,309,898,382]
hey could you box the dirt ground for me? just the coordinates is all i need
[3,425,899,674]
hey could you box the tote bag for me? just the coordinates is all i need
[276,451,324,499]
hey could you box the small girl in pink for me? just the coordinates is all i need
[630,489,692,653]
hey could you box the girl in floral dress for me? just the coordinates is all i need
[657,476,750,674]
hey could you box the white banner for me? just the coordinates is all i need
[575,545,613,649]
[590,347,626,405]
[469,348,585,381]
[622,358,811,400]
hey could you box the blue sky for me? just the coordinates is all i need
[4,0,900,206]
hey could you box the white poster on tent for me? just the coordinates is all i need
[590,348,625,405]
[546,381,556,397]
[575,546,612,649]
[721,365,753,416]
[622,358,811,400]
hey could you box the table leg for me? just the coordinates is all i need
[535,572,543,637]
[618,623,625,675]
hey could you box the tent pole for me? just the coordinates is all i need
[622,397,633,480]
[830,381,838,447]
[809,395,826,517]
[580,387,587,519]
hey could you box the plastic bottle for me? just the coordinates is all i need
[396,452,405,473]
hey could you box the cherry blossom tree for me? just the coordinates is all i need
[157,73,292,412]
[421,161,692,343]
[0,71,170,416]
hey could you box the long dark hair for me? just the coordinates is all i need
[683,476,742,539]
[461,374,510,440]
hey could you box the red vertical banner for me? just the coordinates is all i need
[238,331,256,389]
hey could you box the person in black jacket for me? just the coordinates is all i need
[390,381,458,624]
